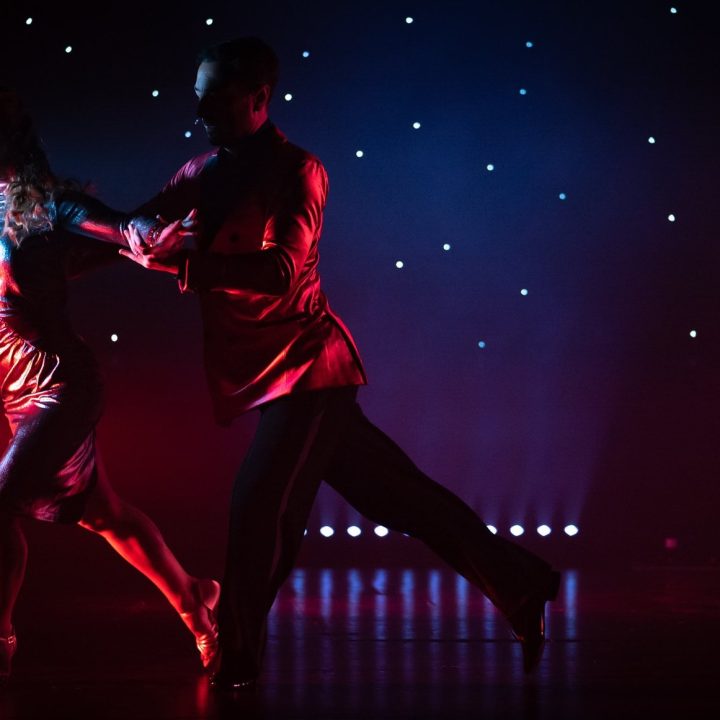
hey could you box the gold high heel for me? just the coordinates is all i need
[180,579,221,671]
[1,630,17,682]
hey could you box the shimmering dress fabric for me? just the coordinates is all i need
[0,186,150,523]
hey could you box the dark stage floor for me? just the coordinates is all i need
[2,564,719,719]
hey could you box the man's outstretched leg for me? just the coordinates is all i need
[324,397,560,673]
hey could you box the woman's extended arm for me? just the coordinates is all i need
[55,189,161,246]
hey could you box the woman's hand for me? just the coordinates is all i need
[119,209,199,274]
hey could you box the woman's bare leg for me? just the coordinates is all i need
[0,512,27,638]
[77,463,219,665]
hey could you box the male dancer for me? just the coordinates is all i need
[121,37,560,689]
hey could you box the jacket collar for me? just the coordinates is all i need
[218,120,279,161]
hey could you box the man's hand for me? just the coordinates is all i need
[120,209,199,274]
[119,223,182,273]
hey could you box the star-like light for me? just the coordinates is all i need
[302,50,310,58]
[25,17,33,25]
[355,150,364,158]
[559,192,567,200]
[110,334,119,343]
[65,45,73,54]
[443,243,451,251]
[284,93,293,101]
[486,163,495,171]
[395,260,404,269]
[519,88,527,95]
[520,288,529,296]
[526,40,534,48]
[648,136,656,144]
[689,330,697,338]
[412,121,421,129]
[205,18,214,25]
[478,340,486,349]
[184,130,192,138]
[405,16,414,24]
[151,90,159,98]
[668,213,676,222]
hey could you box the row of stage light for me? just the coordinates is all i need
[309,524,580,538]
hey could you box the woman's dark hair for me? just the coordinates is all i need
[0,87,60,245]
[197,37,279,97]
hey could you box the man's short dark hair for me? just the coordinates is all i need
[197,37,279,96]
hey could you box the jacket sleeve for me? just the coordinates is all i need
[55,189,161,246]
[133,156,204,220]
[176,158,328,296]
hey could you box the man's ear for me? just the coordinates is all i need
[253,84,271,113]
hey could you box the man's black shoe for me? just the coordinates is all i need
[210,671,258,692]
[509,570,561,674]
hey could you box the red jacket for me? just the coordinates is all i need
[138,123,366,424]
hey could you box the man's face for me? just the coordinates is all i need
[194,61,264,146]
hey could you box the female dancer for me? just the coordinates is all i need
[0,87,218,681]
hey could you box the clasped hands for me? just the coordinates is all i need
[119,208,200,274]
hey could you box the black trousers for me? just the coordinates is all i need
[217,386,553,678]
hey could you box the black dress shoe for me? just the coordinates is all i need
[210,671,258,692]
[509,570,561,674]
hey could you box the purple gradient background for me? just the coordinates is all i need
[1,0,718,570]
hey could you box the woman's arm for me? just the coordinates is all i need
[55,189,161,246]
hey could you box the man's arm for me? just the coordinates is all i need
[132,154,209,221]
[128,158,328,296]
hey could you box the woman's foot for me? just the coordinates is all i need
[0,630,17,682]
[180,579,221,671]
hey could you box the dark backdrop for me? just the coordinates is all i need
[1,0,718,580]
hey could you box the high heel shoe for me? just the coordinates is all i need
[1,630,17,682]
[180,579,221,671]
